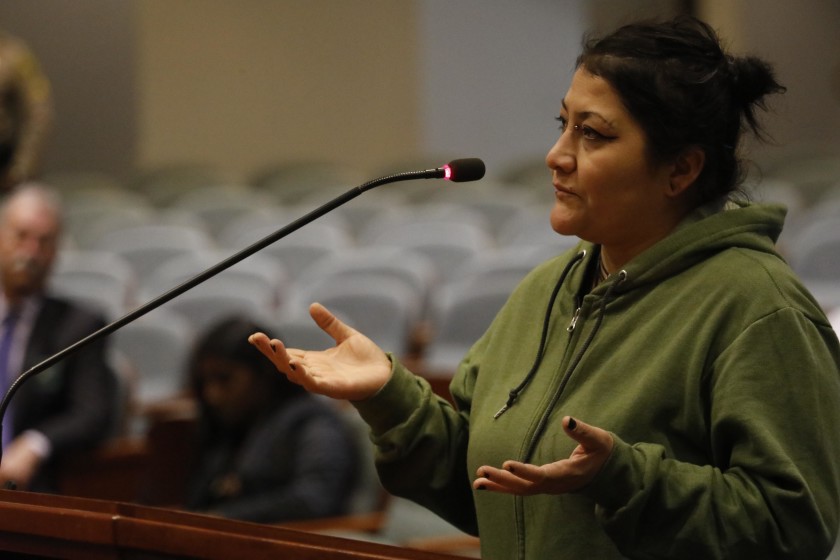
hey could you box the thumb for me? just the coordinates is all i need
[310,302,356,343]
[563,416,605,451]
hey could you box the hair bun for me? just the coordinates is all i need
[727,55,786,134]
[728,55,785,107]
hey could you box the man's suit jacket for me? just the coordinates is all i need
[10,295,117,490]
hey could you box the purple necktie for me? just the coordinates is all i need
[0,311,20,449]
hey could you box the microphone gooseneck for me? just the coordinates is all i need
[0,158,485,466]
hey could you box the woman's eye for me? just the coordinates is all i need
[579,125,605,140]
[556,117,613,142]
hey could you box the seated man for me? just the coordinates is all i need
[0,184,117,491]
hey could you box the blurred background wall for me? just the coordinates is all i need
[0,0,837,183]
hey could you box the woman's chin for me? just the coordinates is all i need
[549,210,579,237]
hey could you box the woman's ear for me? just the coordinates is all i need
[667,145,705,197]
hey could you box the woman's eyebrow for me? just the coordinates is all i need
[560,98,617,130]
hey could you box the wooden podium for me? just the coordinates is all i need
[0,489,473,559]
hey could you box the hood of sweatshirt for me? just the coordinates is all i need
[599,200,786,294]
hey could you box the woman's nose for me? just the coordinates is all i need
[546,134,575,174]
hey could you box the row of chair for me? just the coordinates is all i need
[47,156,551,208]
[55,206,840,413]
[59,188,840,319]
[49,241,571,413]
[46,155,840,419]
[62,186,553,252]
[49,151,840,220]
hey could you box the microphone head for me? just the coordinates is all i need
[443,158,486,183]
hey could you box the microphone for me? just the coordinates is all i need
[438,158,486,183]
[444,158,486,182]
[367,158,486,188]
[0,157,485,467]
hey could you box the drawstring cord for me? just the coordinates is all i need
[551,269,627,404]
[522,269,627,459]
[494,250,587,419]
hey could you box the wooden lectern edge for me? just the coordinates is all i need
[0,489,474,560]
[0,496,114,543]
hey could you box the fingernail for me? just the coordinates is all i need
[568,417,577,430]
[476,484,486,491]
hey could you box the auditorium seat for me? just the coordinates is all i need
[65,204,157,250]
[292,246,437,327]
[92,223,216,286]
[138,250,288,311]
[788,215,840,310]
[496,205,579,252]
[283,274,421,357]
[423,275,518,374]
[169,184,278,237]
[111,308,195,408]
[448,246,550,295]
[250,159,368,205]
[360,219,495,284]
[219,215,354,283]
[49,250,137,320]
[127,163,243,207]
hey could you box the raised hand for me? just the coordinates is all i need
[248,302,392,401]
[473,417,614,495]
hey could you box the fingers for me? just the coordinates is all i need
[473,462,542,495]
[473,417,615,497]
[248,332,299,376]
[248,332,278,361]
[248,331,270,348]
[309,302,356,343]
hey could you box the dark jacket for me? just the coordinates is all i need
[12,296,117,491]
[186,395,358,523]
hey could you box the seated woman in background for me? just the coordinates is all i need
[184,316,358,523]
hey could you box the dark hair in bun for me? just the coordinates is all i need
[576,16,786,205]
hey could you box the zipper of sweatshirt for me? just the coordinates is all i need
[526,273,625,462]
[513,270,627,560]
[511,298,593,560]
[567,304,582,332]
[511,306,592,560]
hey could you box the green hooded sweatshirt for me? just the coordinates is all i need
[354,201,840,559]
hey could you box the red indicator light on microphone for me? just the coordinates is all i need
[443,164,453,180]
